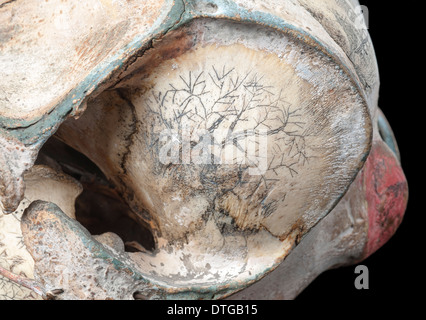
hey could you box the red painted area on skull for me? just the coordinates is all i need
[363,141,408,258]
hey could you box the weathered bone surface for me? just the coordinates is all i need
[0,0,407,300]
[229,131,408,299]
[0,165,82,300]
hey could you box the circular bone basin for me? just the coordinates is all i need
[54,18,371,295]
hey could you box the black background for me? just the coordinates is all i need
[298,0,422,301]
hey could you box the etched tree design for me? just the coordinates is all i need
[143,65,312,222]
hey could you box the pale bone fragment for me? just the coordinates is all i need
[0,165,82,299]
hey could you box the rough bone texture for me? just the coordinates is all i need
[228,137,408,299]
[0,165,82,300]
